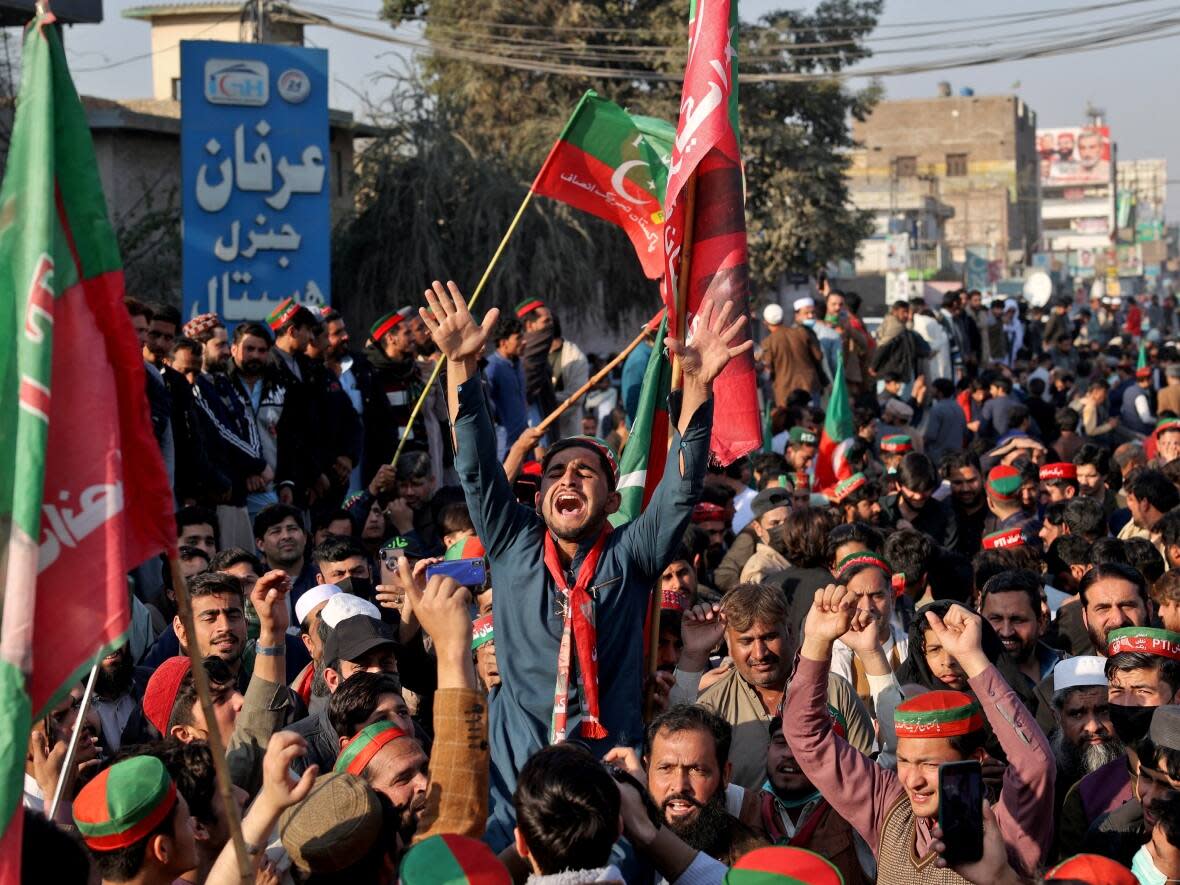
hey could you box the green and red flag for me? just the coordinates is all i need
[0,13,175,879]
[611,313,671,526]
[662,0,760,465]
[815,350,855,492]
[532,90,675,279]
[1138,341,1148,371]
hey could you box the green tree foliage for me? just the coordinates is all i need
[333,0,880,327]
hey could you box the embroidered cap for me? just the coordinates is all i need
[335,721,412,776]
[894,690,984,739]
[471,614,495,650]
[370,306,414,342]
[266,296,306,331]
[182,312,221,339]
[723,846,844,885]
[880,435,913,454]
[833,472,868,502]
[986,464,1023,500]
[73,756,177,851]
[1106,626,1180,661]
[983,527,1026,550]
[399,833,511,884]
[1039,462,1077,481]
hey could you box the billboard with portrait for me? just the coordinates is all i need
[1036,126,1111,187]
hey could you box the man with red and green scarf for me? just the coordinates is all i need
[420,280,751,850]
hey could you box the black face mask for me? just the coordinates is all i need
[1109,703,1157,746]
[335,576,373,601]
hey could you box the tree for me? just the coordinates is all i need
[335,0,879,321]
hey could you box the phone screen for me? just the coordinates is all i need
[937,760,983,866]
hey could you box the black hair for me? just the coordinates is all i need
[1127,469,1180,514]
[232,321,272,345]
[940,450,982,478]
[1105,654,1180,696]
[208,547,263,577]
[1063,496,1107,541]
[144,739,217,825]
[21,809,90,884]
[644,704,733,771]
[327,672,404,741]
[931,378,955,399]
[1136,736,1180,783]
[841,478,882,509]
[826,521,885,561]
[751,452,788,479]
[314,534,368,567]
[437,500,475,537]
[1157,509,1180,550]
[252,503,305,540]
[1007,404,1030,428]
[1078,562,1150,610]
[395,450,433,483]
[492,314,524,346]
[973,549,1018,591]
[979,569,1042,619]
[124,297,153,322]
[1056,407,1079,431]
[927,547,975,604]
[187,570,243,603]
[1124,537,1166,585]
[87,800,180,883]
[177,506,218,541]
[884,529,934,585]
[1087,538,1128,567]
[170,336,202,359]
[991,376,1013,394]
[1043,500,1069,528]
[897,452,938,494]
[312,509,357,537]
[178,545,210,567]
[1073,442,1111,474]
[782,508,837,569]
[148,303,182,329]
[514,744,621,874]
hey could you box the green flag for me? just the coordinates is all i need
[611,315,671,526]
[1138,340,1148,371]
[0,13,175,874]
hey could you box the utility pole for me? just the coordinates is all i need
[256,0,265,43]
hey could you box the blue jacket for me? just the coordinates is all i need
[453,378,711,850]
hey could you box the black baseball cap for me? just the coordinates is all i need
[324,615,400,666]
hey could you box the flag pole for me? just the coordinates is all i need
[646,176,697,723]
[534,320,655,435]
[46,657,99,820]
[168,556,253,884]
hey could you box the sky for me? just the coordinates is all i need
[14,0,1180,217]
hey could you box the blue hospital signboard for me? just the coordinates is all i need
[181,41,330,326]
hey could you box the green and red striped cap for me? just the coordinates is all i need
[723,846,844,885]
[515,298,546,319]
[832,472,867,502]
[334,720,413,776]
[370,306,414,342]
[895,690,984,739]
[1106,626,1180,661]
[1046,854,1137,885]
[880,435,913,454]
[445,535,486,561]
[986,464,1023,500]
[73,756,177,851]
[399,833,511,884]
[1156,417,1180,437]
[834,551,892,581]
[472,614,494,650]
[266,295,305,331]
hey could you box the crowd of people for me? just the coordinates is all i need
[21,277,1180,885]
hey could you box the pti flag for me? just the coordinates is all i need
[533,90,675,279]
[0,13,175,878]
[611,314,672,526]
[816,350,855,491]
[662,0,759,465]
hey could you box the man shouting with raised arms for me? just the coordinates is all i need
[420,281,751,850]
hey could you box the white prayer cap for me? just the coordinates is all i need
[321,593,381,629]
[295,584,343,627]
[1054,656,1108,692]
[763,304,784,325]
[793,297,815,311]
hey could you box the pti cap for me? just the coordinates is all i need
[445,535,486,561]
[723,846,844,885]
[370,306,414,342]
[1040,462,1077,481]
[894,691,984,738]
[279,773,382,874]
[751,488,791,520]
[1156,417,1180,436]
[763,304,784,325]
[321,593,382,629]
[792,297,815,311]
[983,527,1026,550]
[1136,366,1152,380]
[267,296,305,331]
[1106,626,1180,661]
[1045,855,1137,885]
[515,298,546,318]
[295,584,342,627]
[142,656,192,736]
[833,472,868,502]
[986,464,1023,500]
[472,614,495,650]
[835,552,892,582]
[542,436,619,489]
[692,502,726,524]
[400,833,511,885]
[1053,656,1107,692]
[182,312,221,339]
[74,756,177,851]
[880,435,913,454]
[335,720,412,776]
[788,426,818,447]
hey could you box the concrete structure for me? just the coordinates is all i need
[848,94,1041,274]
[848,179,954,276]
[1117,158,1168,243]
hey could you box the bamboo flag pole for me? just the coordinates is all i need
[533,321,655,435]
[168,556,252,884]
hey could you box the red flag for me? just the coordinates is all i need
[663,0,760,465]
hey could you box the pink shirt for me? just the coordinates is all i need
[784,655,1056,876]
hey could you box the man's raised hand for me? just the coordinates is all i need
[678,602,726,673]
[924,604,990,679]
[665,298,753,388]
[251,570,291,639]
[420,280,499,364]
[801,584,858,657]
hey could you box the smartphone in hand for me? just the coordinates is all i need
[424,557,487,588]
[937,760,984,866]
